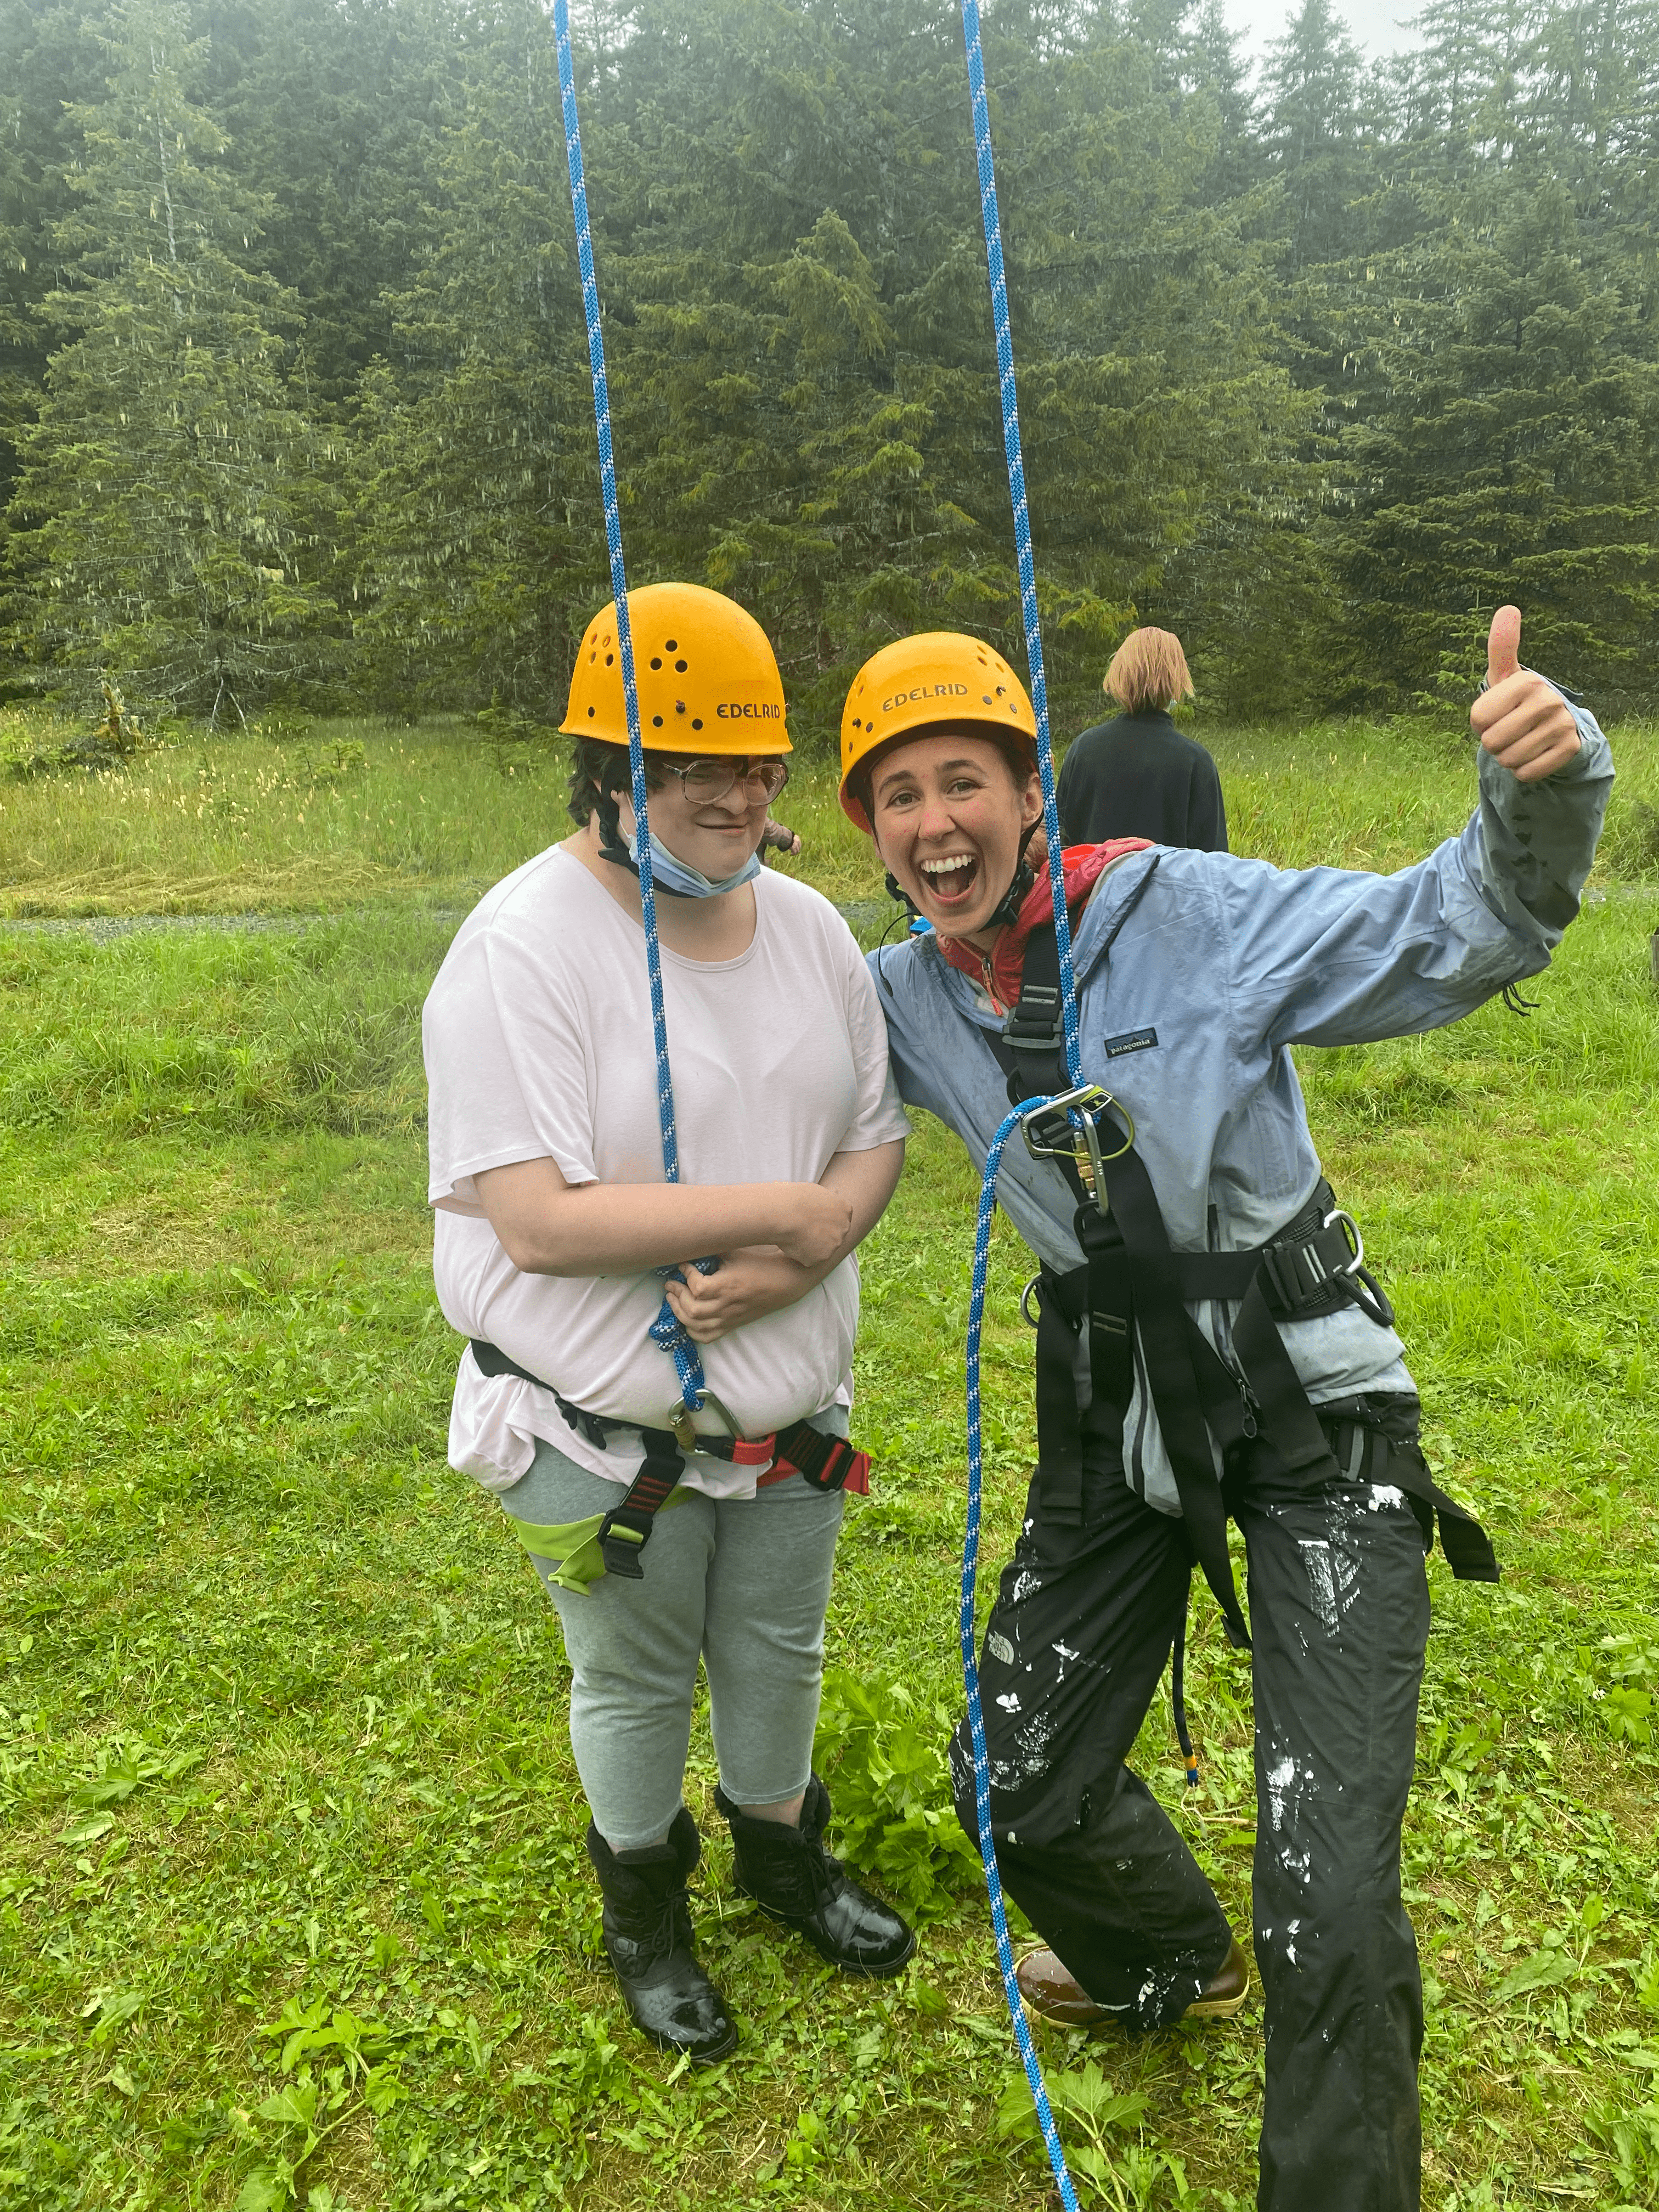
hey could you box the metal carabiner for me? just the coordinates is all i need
[667,1387,746,1454]
[1022,1084,1135,1208]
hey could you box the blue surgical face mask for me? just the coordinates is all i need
[625,822,762,900]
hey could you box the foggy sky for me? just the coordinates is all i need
[1226,0,1417,63]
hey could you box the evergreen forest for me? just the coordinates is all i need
[3,0,1657,740]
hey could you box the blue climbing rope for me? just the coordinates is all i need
[963,1103,1083,2212]
[552,7,1086,2189]
[960,0,1081,1094]
[553,0,710,1415]
[957,3,1090,2204]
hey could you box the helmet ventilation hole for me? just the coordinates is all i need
[606,652,614,665]
[652,715,664,727]
[691,718,703,730]
[586,706,596,718]
[982,694,992,704]
[665,638,678,651]
[650,657,663,670]
[675,659,687,672]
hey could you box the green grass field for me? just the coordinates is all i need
[2,713,1657,2211]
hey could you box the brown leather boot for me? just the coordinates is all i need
[1016,1936,1251,2029]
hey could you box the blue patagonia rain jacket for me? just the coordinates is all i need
[870,704,1614,1516]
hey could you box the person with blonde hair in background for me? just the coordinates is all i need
[1057,627,1227,852]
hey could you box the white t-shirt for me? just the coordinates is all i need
[424,844,909,1499]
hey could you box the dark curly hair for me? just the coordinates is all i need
[566,736,667,826]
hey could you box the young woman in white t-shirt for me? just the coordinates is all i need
[422,583,913,2063]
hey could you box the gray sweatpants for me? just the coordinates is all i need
[500,1435,846,1851]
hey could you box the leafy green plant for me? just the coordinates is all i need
[1583,2094,1659,2209]
[255,712,315,746]
[304,738,366,782]
[236,1995,409,2210]
[2,684,153,776]
[812,1666,981,1919]
[1596,1634,1657,1747]
[86,681,150,761]
[59,1736,202,1847]
[999,2063,1196,2209]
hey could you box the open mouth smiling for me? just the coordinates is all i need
[919,851,981,905]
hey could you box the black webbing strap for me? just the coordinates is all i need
[467,1339,692,1578]
[773,1420,862,1494]
[984,905,1496,1643]
[594,1427,686,1579]
[1327,1416,1500,1583]
[464,1345,866,1573]
[993,854,1162,1109]
[1090,1136,1252,1646]
[1396,1460,1500,1582]
[470,1337,742,1461]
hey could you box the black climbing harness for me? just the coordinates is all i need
[984,900,1500,1668]
[469,1340,868,1581]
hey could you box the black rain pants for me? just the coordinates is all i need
[950,1397,1433,2212]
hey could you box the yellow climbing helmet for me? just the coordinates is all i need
[560,582,791,754]
[838,631,1036,830]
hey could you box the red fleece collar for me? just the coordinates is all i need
[938,839,1153,1013]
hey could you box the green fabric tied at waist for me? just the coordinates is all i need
[504,1484,695,1596]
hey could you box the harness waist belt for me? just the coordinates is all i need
[1041,1180,1393,1331]
[466,1340,868,1579]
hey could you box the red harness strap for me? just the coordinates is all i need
[465,1344,871,1577]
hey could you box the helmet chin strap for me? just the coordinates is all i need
[887,819,1040,934]
[596,783,697,898]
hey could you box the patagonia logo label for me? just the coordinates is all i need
[1102,1027,1158,1059]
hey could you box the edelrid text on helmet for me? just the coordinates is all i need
[839,634,1036,830]
[562,582,792,754]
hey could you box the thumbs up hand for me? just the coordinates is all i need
[1469,606,1581,782]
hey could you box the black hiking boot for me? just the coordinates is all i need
[715,1775,917,1977]
[585,1807,737,2063]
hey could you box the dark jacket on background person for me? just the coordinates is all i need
[1056,707,1228,851]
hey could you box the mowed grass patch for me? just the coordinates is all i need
[0,746,1656,2209]
[2,708,1656,919]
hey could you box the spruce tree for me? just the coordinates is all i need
[1263,0,1376,269]
[6,0,336,719]
[348,0,594,711]
[1330,166,1659,704]
[1185,0,1267,205]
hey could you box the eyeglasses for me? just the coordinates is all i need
[659,756,790,806]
